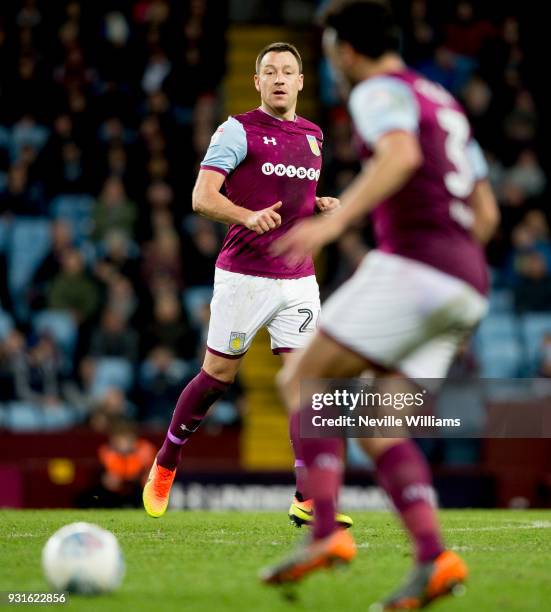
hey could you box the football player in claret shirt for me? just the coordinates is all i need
[143,42,352,529]
[261,2,500,609]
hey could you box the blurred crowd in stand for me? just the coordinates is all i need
[0,1,548,442]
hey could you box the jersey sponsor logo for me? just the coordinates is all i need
[229,332,246,353]
[261,162,320,181]
[306,134,321,157]
[263,136,277,145]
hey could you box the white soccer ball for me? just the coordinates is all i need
[42,522,125,595]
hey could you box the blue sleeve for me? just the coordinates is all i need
[200,117,247,175]
[348,77,420,147]
[467,139,488,181]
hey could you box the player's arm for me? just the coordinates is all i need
[321,77,423,229]
[272,132,421,264]
[192,170,282,234]
[464,140,499,244]
[324,130,422,229]
[193,117,282,234]
[469,178,500,244]
[273,78,423,262]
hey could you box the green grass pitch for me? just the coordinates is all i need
[1,509,551,611]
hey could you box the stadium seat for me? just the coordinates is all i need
[476,312,518,343]
[476,341,522,378]
[182,286,214,329]
[473,311,523,377]
[10,121,49,160]
[32,310,78,362]
[519,313,551,376]
[50,194,94,245]
[7,218,51,320]
[90,358,135,398]
[4,401,79,432]
[0,308,14,341]
[488,288,514,314]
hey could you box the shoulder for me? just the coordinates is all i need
[350,75,416,110]
[232,108,263,125]
[208,116,246,146]
[296,116,323,140]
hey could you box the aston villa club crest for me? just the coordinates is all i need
[229,332,246,353]
[306,134,321,157]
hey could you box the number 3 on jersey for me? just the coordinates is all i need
[436,108,475,199]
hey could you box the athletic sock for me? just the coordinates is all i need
[291,411,344,540]
[289,409,308,500]
[157,369,230,470]
[375,440,444,563]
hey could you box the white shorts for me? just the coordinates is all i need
[207,268,320,358]
[321,250,488,379]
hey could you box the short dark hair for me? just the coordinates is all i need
[319,0,400,59]
[255,42,303,74]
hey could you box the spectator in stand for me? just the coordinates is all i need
[89,307,139,362]
[141,229,184,293]
[139,345,191,425]
[417,45,475,95]
[443,1,496,59]
[46,247,99,325]
[143,291,196,360]
[28,219,74,311]
[182,217,220,287]
[0,162,46,217]
[502,150,546,201]
[0,329,25,402]
[103,274,140,324]
[93,229,141,291]
[10,332,64,407]
[89,387,137,433]
[511,239,551,313]
[461,75,495,149]
[503,90,538,161]
[92,176,137,242]
[79,419,156,508]
[403,0,436,66]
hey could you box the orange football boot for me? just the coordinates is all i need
[260,529,357,585]
[142,458,177,518]
[372,550,468,610]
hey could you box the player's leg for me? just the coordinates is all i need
[261,331,370,583]
[267,275,352,528]
[363,442,467,612]
[262,251,485,595]
[364,335,473,610]
[156,351,241,470]
[280,351,308,514]
[143,352,241,518]
[144,268,275,518]
[280,350,354,528]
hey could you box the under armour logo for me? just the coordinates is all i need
[180,423,199,434]
[263,136,277,145]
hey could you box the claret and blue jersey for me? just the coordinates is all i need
[201,108,323,279]
[349,69,490,295]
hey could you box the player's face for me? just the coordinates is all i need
[255,51,304,114]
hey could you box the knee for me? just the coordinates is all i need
[202,360,236,385]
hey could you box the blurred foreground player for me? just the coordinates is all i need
[261,1,499,609]
[143,42,352,528]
